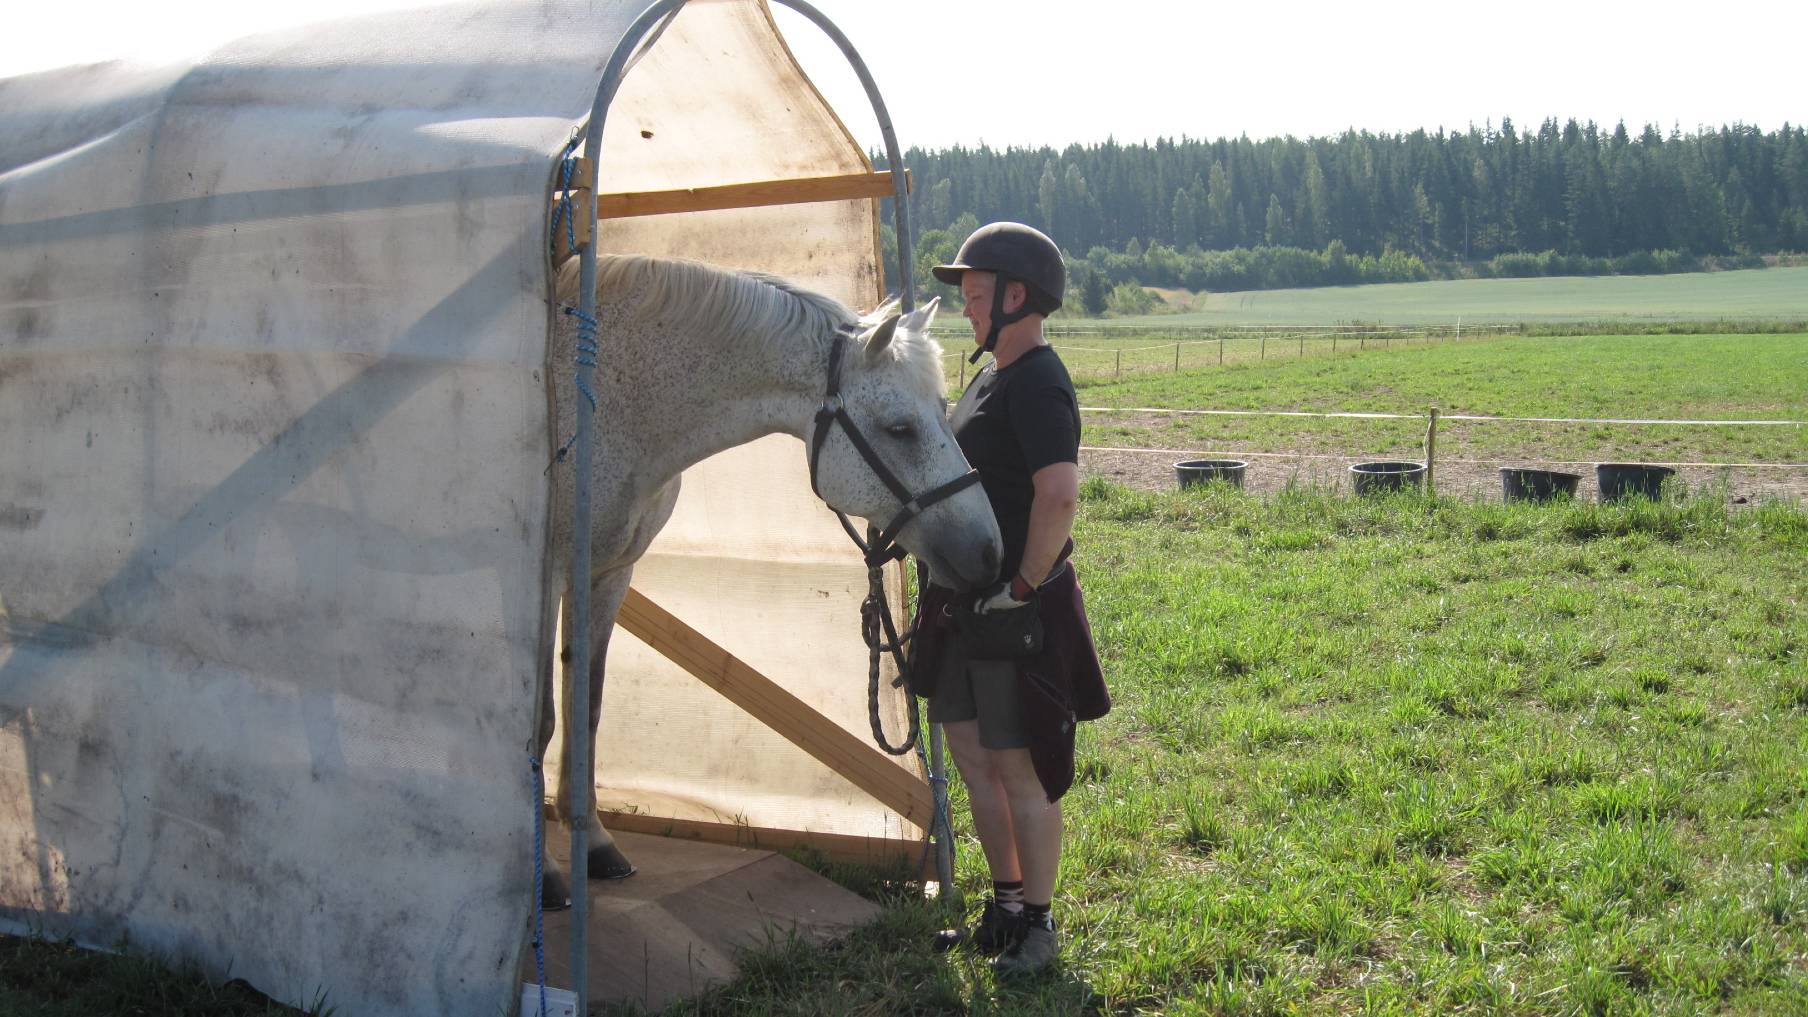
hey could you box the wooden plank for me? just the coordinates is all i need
[615,587,931,827]
[596,170,907,220]
[596,811,932,878]
[550,196,592,263]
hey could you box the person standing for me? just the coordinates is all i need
[914,222,1110,976]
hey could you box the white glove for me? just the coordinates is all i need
[972,575,1034,614]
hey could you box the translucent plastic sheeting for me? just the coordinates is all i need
[0,1,909,1013]
[559,200,916,843]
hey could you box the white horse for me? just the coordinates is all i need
[541,254,1003,905]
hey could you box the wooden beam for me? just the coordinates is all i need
[596,810,932,878]
[550,198,593,264]
[615,587,932,827]
[596,170,907,220]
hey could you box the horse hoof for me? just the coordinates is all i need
[541,871,572,911]
[587,842,636,880]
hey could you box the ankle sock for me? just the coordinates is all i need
[1023,901,1054,931]
[992,880,1025,914]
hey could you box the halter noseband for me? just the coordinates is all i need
[807,331,982,567]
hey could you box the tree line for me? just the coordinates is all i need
[878,120,1808,310]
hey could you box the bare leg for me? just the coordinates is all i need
[993,747,1061,905]
[944,721,1062,904]
[942,720,1022,884]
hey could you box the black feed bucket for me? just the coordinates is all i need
[1596,463,1676,503]
[1500,468,1581,502]
[1349,460,1425,495]
[1175,459,1248,489]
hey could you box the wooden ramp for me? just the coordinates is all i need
[524,830,880,1012]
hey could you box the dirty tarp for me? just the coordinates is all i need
[0,1,904,1013]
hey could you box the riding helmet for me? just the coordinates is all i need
[932,222,1065,314]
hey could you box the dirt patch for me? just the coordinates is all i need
[1082,446,1808,504]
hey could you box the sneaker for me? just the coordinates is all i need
[932,896,1026,955]
[992,922,1058,977]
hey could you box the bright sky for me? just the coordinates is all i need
[3,1,1802,150]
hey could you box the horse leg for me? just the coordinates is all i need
[535,584,572,909]
[559,565,636,880]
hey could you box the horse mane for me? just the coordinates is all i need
[555,254,946,399]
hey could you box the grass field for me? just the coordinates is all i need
[1071,332,1808,469]
[666,489,1808,1017]
[1095,266,1808,327]
[640,489,1808,1017]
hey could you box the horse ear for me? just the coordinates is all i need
[862,312,901,361]
[901,296,940,333]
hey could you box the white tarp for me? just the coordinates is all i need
[0,1,908,1012]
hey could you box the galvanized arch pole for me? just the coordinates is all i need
[764,0,952,893]
[567,1,936,1005]
[570,3,685,1009]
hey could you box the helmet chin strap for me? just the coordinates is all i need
[968,274,1035,365]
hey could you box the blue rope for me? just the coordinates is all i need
[550,134,582,259]
[547,306,601,470]
[530,755,548,1017]
[545,131,600,473]
[565,306,600,411]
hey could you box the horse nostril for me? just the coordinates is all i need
[980,542,999,579]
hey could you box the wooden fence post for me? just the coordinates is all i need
[1218,338,1224,366]
[1425,406,1439,496]
[1174,343,1181,373]
[1115,349,1122,379]
[1260,334,1266,360]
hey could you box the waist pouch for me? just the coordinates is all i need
[953,596,1044,660]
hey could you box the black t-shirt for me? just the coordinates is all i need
[949,345,1081,581]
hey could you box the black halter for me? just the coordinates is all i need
[808,333,982,568]
[808,330,982,757]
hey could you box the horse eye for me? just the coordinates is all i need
[885,422,918,440]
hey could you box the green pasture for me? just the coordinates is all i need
[1103,266,1808,327]
[655,487,1808,1016]
[1071,332,1808,467]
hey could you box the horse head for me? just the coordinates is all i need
[809,298,1002,590]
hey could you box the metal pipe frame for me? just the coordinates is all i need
[567,1,927,1007]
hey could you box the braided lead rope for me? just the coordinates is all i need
[863,555,918,755]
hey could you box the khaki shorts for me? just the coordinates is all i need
[927,630,1029,750]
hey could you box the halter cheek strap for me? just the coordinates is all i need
[809,335,982,567]
[808,333,986,759]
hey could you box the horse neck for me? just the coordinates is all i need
[616,314,826,481]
